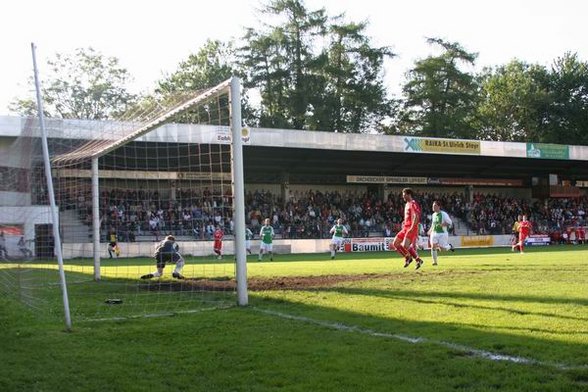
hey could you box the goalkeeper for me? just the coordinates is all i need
[141,235,185,279]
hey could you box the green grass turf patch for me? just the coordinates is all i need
[0,245,586,391]
[0,299,586,391]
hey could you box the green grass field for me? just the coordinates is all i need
[1,245,587,391]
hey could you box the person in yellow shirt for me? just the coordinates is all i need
[107,228,120,258]
[511,215,522,250]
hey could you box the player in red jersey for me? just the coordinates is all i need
[213,225,224,260]
[392,188,425,269]
[577,226,586,244]
[512,215,532,253]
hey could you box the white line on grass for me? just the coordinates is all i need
[253,307,587,371]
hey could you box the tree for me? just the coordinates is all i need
[240,26,292,128]
[10,47,135,120]
[156,39,235,95]
[240,0,327,130]
[240,0,394,133]
[398,38,478,138]
[475,53,588,145]
[542,52,588,144]
[476,60,549,141]
[266,0,328,130]
[137,39,243,126]
[308,19,395,133]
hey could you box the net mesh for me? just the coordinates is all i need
[0,79,241,322]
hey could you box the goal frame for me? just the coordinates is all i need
[88,77,248,306]
[42,75,249,326]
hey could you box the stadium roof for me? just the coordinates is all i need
[243,145,588,185]
[243,128,588,185]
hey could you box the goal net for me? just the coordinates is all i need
[0,78,248,324]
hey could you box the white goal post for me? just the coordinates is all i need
[68,76,248,307]
[4,59,249,326]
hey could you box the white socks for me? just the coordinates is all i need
[174,259,185,275]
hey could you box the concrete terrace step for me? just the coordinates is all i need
[60,209,92,243]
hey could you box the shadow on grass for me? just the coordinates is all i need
[323,286,588,321]
[249,291,588,371]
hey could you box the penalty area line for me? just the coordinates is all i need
[252,307,586,371]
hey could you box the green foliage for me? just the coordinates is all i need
[8,4,588,143]
[398,38,479,138]
[475,53,588,143]
[240,0,328,130]
[156,39,235,95]
[10,47,135,120]
[130,39,235,125]
[239,26,293,128]
[476,60,549,141]
[310,20,395,133]
[239,0,393,133]
[121,40,236,126]
[542,52,588,144]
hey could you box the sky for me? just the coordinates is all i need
[1,0,587,115]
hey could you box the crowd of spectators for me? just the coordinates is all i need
[462,193,588,235]
[94,187,234,242]
[60,184,588,242]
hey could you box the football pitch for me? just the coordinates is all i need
[1,245,587,391]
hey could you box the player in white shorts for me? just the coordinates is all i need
[329,218,348,259]
[428,201,454,266]
[258,218,275,261]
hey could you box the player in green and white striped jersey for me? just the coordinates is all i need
[258,218,275,261]
[428,201,454,266]
[329,218,348,259]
